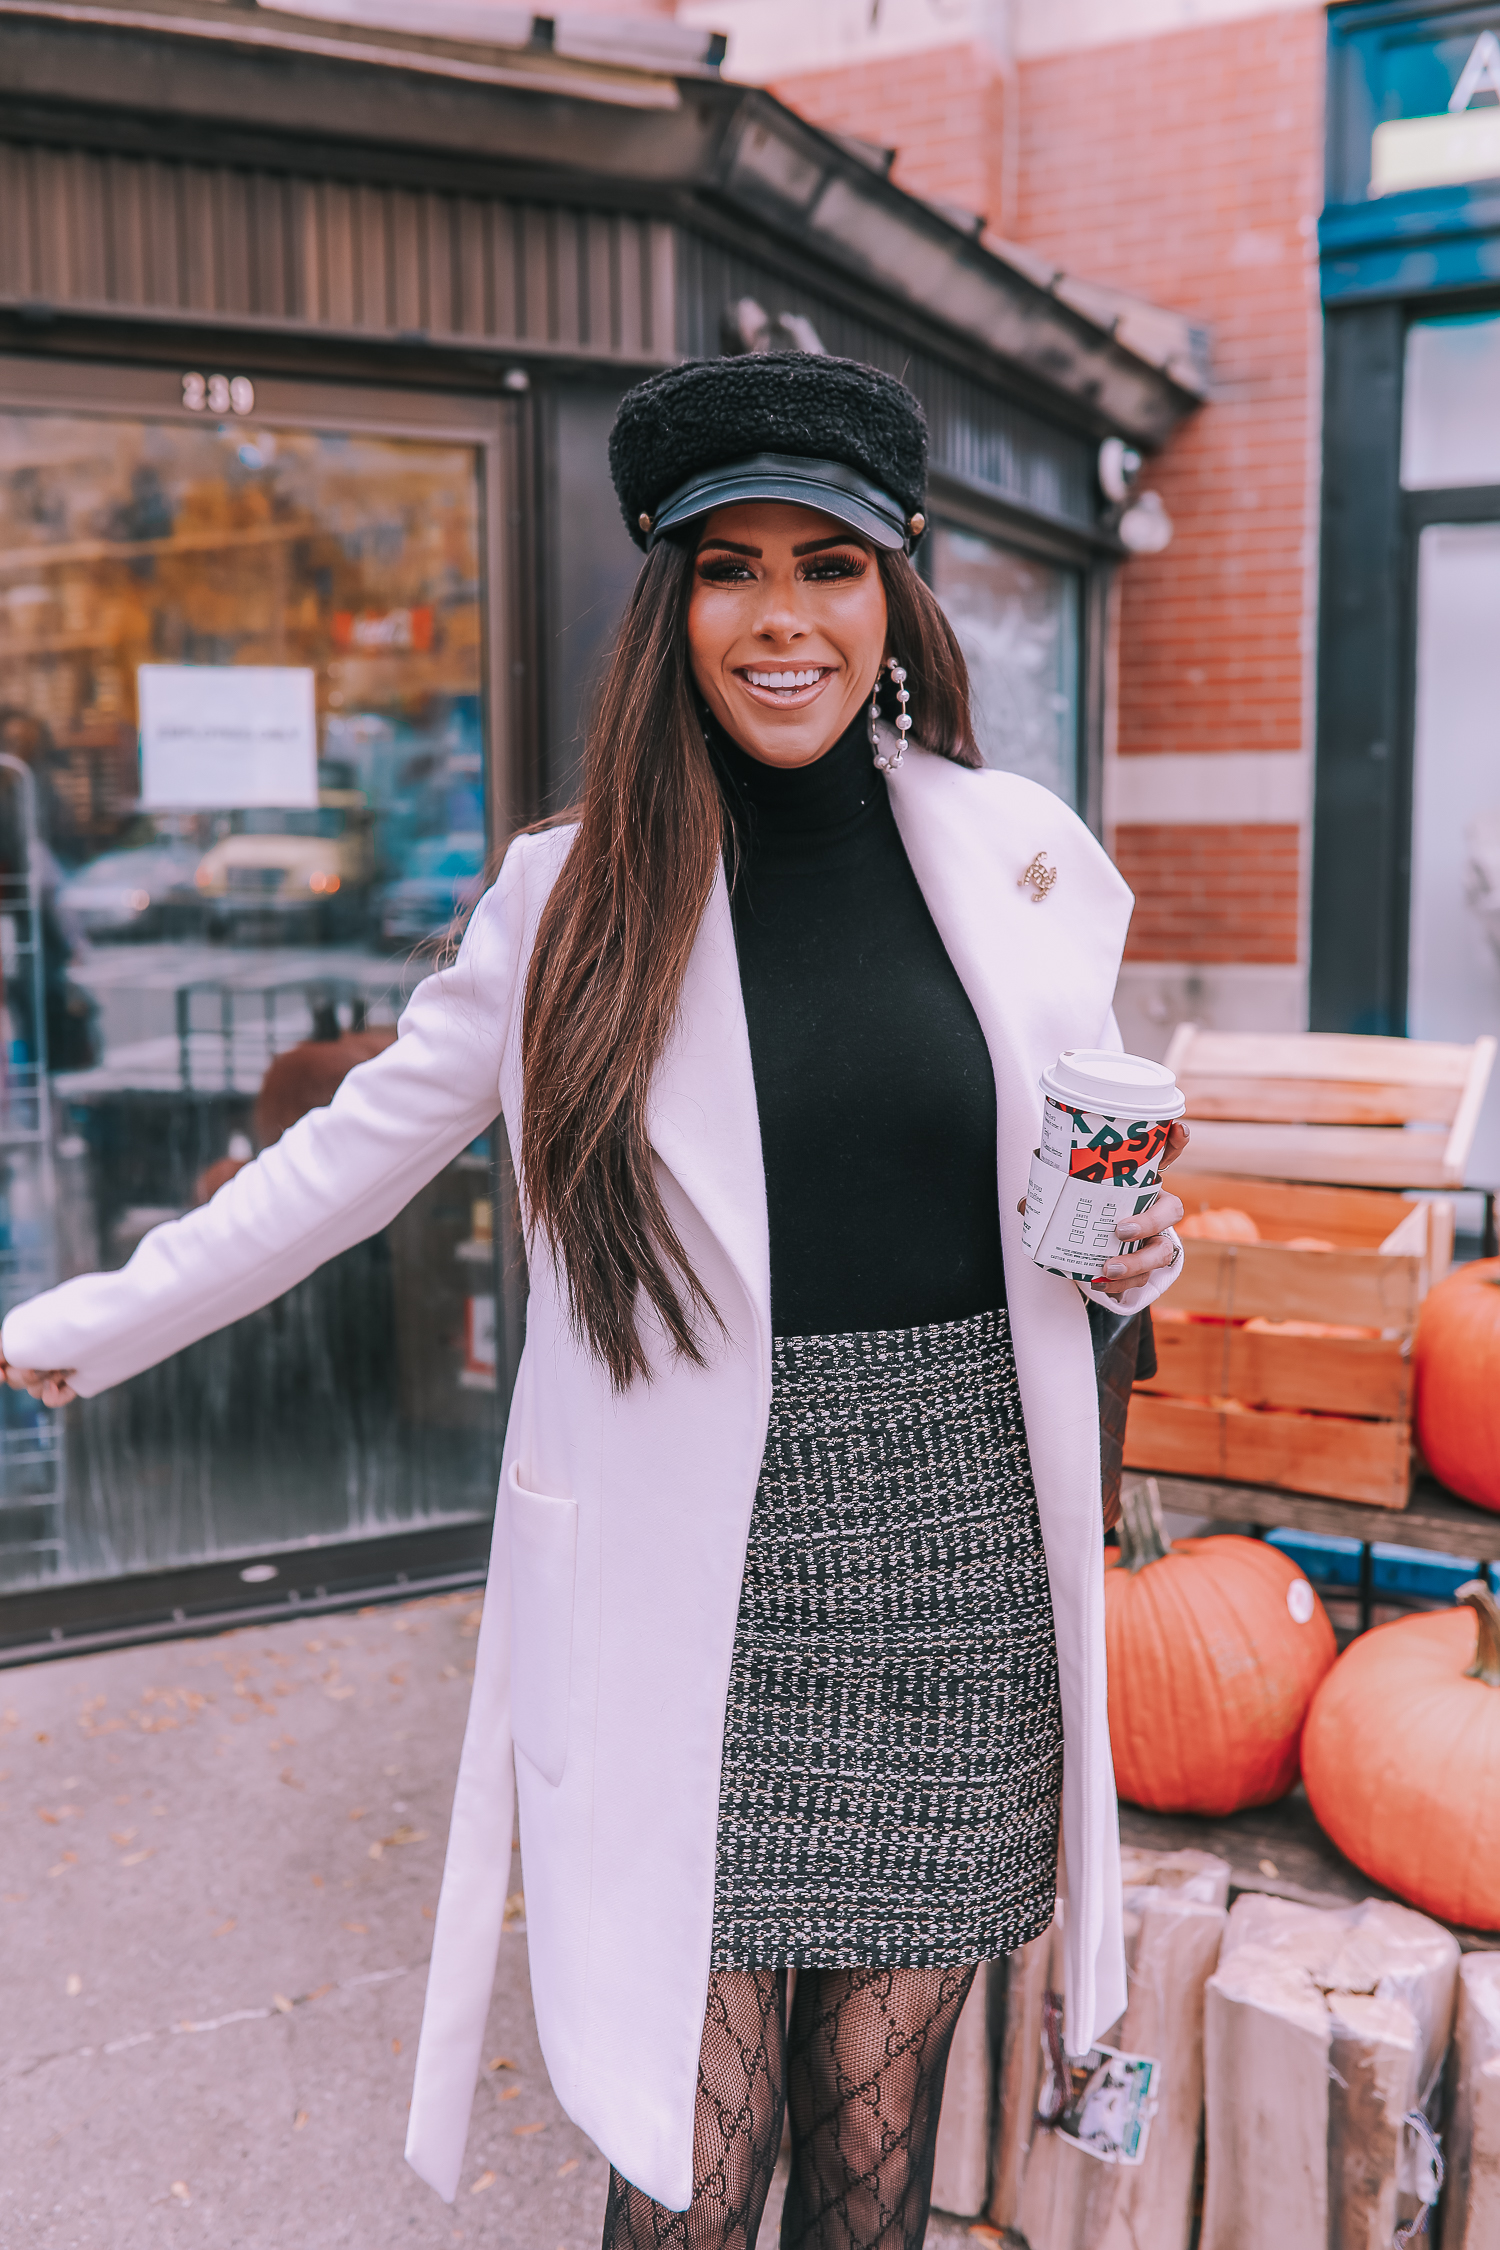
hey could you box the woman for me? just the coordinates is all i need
[0,354,1185,2249]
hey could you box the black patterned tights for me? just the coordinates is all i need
[599,1963,976,2250]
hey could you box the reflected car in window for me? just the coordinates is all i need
[376,831,487,946]
[194,793,375,941]
[56,833,207,941]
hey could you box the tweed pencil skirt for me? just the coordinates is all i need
[709,1305,1064,1971]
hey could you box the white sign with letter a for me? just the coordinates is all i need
[1372,29,1500,196]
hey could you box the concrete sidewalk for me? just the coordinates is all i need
[1,1592,977,2249]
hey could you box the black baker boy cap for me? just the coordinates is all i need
[608,353,929,555]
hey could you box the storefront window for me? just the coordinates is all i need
[928,525,1081,805]
[0,402,501,1590]
[1410,522,1500,1191]
[1402,311,1500,488]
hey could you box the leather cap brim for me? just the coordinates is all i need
[648,452,909,551]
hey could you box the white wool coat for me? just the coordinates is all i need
[2,738,1180,2211]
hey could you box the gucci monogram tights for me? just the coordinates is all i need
[599,1963,976,2250]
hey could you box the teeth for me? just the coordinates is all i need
[747,669,823,689]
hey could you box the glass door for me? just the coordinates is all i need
[1409,522,1500,1190]
[0,359,514,1593]
[1402,312,1500,1195]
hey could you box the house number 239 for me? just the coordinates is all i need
[182,372,256,416]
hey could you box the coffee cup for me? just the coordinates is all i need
[1021,1049,1186,1284]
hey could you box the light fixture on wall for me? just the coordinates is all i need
[1099,437,1173,553]
[1117,490,1174,554]
[1098,436,1142,503]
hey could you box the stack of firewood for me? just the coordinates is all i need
[936,1846,1229,2248]
[1445,1954,1500,2248]
[1200,1895,1457,2249]
[933,1868,1500,2247]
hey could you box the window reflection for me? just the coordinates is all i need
[928,525,1081,805]
[1410,523,1500,1191]
[0,408,499,1590]
[1403,311,1500,490]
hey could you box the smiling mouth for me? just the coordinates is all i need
[737,666,834,708]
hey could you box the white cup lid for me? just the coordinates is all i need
[1039,1048,1186,1120]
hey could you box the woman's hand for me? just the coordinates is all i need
[1018,1121,1192,1302]
[1090,1118,1189,1303]
[0,1340,76,1407]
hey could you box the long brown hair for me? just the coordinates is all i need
[520,540,982,1389]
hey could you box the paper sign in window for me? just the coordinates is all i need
[137,665,318,810]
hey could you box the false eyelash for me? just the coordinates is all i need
[800,556,866,581]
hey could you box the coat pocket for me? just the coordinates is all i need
[506,1462,578,1786]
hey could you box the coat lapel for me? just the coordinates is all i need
[886,739,1134,2053]
[883,739,1131,1189]
[645,862,771,1378]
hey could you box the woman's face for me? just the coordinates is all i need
[686,500,889,768]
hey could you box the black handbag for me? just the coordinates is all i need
[1090,1303,1156,1528]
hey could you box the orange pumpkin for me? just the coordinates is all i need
[1177,1207,1260,1243]
[1104,1480,1337,1815]
[1414,1258,1500,1512]
[1302,1582,1500,1930]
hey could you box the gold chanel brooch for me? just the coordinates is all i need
[1018,852,1057,903]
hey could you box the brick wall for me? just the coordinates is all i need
[1017,9,1323,757]
[1113,824,1302,964]
[1013,9,1324,974]
[767,44,1007,226]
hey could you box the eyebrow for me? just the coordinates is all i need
[695,534,869,559]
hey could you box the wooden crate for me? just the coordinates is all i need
[1125,1172,1453,1510]
[1162,1027,1496,1189]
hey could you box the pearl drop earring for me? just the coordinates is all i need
[870,658,910,774]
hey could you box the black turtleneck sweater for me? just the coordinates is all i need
[706,709,1006,1338]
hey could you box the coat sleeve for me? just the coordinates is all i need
[1086,1004,1184,1318]
[0,843,530,1398]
